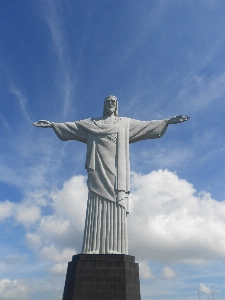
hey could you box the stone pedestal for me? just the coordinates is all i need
[62,254,141,300]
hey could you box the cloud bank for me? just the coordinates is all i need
[1,169,225,272]
[0,279,31,300]
[129,169,225,263]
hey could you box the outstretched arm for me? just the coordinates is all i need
[129,115,190,144]
[33,120,88,143]
[166,115,190,124]
[33,120,54,128]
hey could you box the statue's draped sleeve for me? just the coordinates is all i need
[52,122,88,144]
[129,119,168,144]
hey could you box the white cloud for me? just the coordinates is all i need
[1,175,87,279]
[199,283,211,294]
[40,245,74,263]
[0,256,27,276]
[162,267,177,279]
[138,261,154,279]
[24,175,87,269]
[50,262,68,275]
[0,279,31,300]
[39,216,71,237]
[51,175,87,230]
[40,245,74,275]
[0,200,15,220]
[0,200,41,226]
[26,232,42,249]
[16,204,41,226]
[128,169,225,263]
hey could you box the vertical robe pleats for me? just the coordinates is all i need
[82,191,128,254]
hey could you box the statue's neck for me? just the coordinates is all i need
[104,114,116,120]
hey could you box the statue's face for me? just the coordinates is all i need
[105,99,117,115]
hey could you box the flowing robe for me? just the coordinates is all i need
[53,117,168,254]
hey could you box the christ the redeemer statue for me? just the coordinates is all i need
[33,95,189,255]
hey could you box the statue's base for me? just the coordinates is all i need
[62,254,141,300]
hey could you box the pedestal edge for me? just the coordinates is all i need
[72,254,135,263]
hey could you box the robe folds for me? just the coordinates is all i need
[53,117,168,254]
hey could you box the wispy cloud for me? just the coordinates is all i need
[0,115,11,132]
[43,1,65,65]
[9,84,32,123]
[138,260,155,279]
[41,0,74,118]
[178,71,225,113]
[163,267,177,279]
[140,146,192,169]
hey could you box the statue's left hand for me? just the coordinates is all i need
[33,120,53,128]
[167,115,190,124]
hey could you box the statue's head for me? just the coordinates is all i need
[103,95,118,117]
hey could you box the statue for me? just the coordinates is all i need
[33,95,189,255]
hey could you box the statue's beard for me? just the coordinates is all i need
[106,108,116,115]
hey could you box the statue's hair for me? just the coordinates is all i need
[103,95,118,117]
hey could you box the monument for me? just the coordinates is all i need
[33,95,189,299]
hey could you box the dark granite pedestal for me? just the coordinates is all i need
[62,254,141,300]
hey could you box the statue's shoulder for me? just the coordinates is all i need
[76,117,99,123]
[88,117,129,122]
[117,117,128,120]
[79,117,130,125]
[76,117,104,127]
[89,117,102,121]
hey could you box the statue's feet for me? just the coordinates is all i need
[107,250,120,254]
[85,250,121,254]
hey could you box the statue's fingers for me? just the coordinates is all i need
[39,120,49,124]
[33,121,43,127]
[182,116,190,122]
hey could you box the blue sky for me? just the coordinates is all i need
[0,1,225,299]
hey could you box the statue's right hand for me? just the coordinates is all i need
[33,120,53,128]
